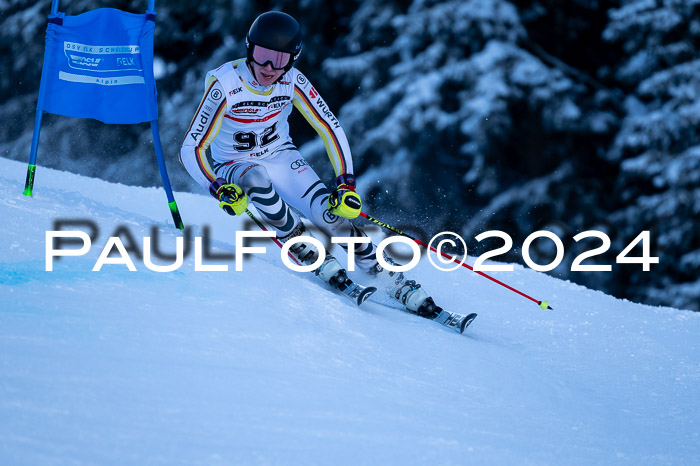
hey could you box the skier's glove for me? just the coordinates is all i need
[209,177,249,216]
[328,174,362,219]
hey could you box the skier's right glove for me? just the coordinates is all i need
[209,177,249,216]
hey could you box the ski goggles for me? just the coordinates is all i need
[251,45,291,70]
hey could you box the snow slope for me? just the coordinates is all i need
[1,156,699,465]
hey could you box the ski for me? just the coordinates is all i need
[339,279,377,306]
[433,310,478,334]
[415,297,477,334]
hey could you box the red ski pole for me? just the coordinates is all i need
[359,212,552,310]
[245,209,302,266]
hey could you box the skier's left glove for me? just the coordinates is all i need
[328,174,362,219]
[209,177,249,216]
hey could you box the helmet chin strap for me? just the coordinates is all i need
[246,60,261,84]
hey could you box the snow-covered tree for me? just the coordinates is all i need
[602,0,700,309]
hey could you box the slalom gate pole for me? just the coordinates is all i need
[244,209,302,266]
[359,212,552,310]
[151,120,184,230]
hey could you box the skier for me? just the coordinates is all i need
[179,11,443,318]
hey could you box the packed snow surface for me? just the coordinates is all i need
[1,157,698,465]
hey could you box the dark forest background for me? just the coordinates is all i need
[1,0,698,310]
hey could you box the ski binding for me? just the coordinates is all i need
[340,280,377,306]
[327,269,376,306]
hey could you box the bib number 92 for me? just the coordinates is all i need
[233,122,279,151]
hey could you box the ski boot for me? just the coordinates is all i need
[280,223,321,265]
[370,260,477,332]
[369,257,438,319]
[281,224,376,306]
[393,280,441,318]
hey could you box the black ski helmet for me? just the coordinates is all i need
[246,11,302,72]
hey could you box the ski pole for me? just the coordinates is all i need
[359,211,552,310]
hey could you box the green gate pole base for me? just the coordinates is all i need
[169,201,184,230]
[23,164,36,196]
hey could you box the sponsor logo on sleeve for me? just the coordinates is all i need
[315,97,341,129]
[190,109,211,141]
